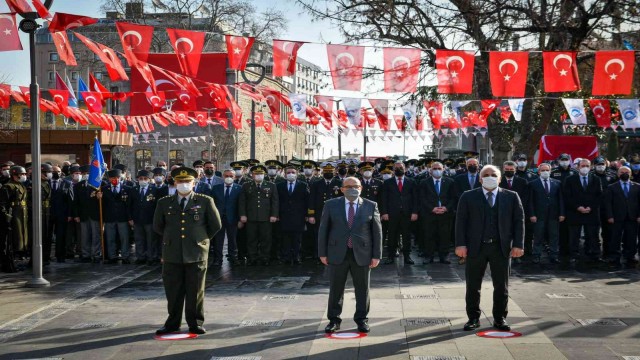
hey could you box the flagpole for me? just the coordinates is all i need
[363,112,367,160]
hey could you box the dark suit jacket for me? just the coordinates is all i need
[50,179,73,219]
[211,183,242,224]
[308,178,342,219]
[318,197,383,266]
[418,177,456,217]
[360,178,383,204]
[604,181,640,221]
[528,178,565,221]
[277,181,309,232]
[101,184,133,223]
[380,176,418,216]
[131,185,158,225]
[73,181,100,221]
[499,176,528,210]
[453,172,482,198]
[455,188,525,258]
[562,174,603,225]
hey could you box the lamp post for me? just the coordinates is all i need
[19,0,54,288]
[240,64,266,160]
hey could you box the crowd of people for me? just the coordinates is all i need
[1,151,639,273]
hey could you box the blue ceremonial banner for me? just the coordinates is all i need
[89,137,105,189]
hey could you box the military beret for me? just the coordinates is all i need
[171,166,198,181]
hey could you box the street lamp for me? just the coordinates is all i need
[18,0,54,288]
[240,63,266,160]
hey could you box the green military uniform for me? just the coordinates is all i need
[153,167,221,333]
[0,177,29,255]
[238,165,279,265]
[265,160,286,185]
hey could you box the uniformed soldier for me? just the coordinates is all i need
[359,161,382,203]
[298,160,319,183]
[404,159,418,178]
[335,160,349,181]
[454,157,467,175]
[231,161,250,185]
[0,166,29,266]
[373,158,386,178]
[514,153,538,181]
[414,159,432,182]
[308,162,343,264]
[32,164,53,264]
[154,166,221,336]
[591,156,617,259]
[347,159,359,178]
[265,160,286,184]
[238,165,279,265]
[0,162,12,185]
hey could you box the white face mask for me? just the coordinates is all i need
[286,173,297,182]
[120,174,126,181]
[72,174,81,182]
[45,172,53,180]
[517,161,527,168]
[559,160,570,167]
[303,168,313,176]
[431,169,443,178]
[160,166,167,170]
[382,174,392,180]
[19,175,27,183]
[595,165,606,172]
[267,169,278,176]
[254,174,264,182]
[1,170,9,177]
[235,169,243,177]
[154,176,164,183]
[539,171,550,180]
[481,176,498,190]
[448,169,457,176]
[363,171,372,178]
[138,180,149,187]
[224,177,234,185]
[176,183,192,194]
[579,167,590,176]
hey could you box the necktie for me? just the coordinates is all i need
[180,197,187,211]
[52,181,57,191]
[347,202,355,248]
[508,179,512,189]
[435,180,440,195]
[225,185,231,200]
[140,187,145,198]
[544,179,550,194]
[397,178,403,192]
[207,178,211,185]
[289,182,293,194]
[487,191,494,207]
[469,175,475,189]
[582,177,588,189]
[624,182,629,198]
[112,186,117,193]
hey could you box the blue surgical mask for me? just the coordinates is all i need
[632,164,640,171]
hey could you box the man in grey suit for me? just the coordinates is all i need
[455,165,525,332]
[318,177,383,334]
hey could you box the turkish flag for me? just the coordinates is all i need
[423,101,443,129]
[145,91,166,110]
[262,87,284,124]
[477,99,501,127]
[252,112,265,127]
[11,89,26,104]
[273,40,304,77]
[543,51,580,92]
[176,90,197,111]
[116,22,154,63]
[461,112,476,128]
[51,31,76,66]
[314,95,334,123]
[237,83,265,102]
[369,99,389,131]
[435,50,475,94]
[588,99,612,128]
[0,13,22,52]
[48,89,69,112]
[0,84,10,109]
[193,111,208,127]
[327,44,365,91]
[383,47,421,93]
[80,91,103,113]
[225,35,255,70]
[222,85,243,130]
[32,0,52,20]
[592,51,635,96]
[394,115,406,131]
[90,73,111,101]
[6,0,31,13]
[264,120,273,133]
[49,13,97,32]
[172,111,190,126]
[167,28,206,77]
[489,51,528,97]
[74,32,129,81]
[216,117,228,130]
[40,99,60,115]
[131,60,157,95]
[538,135,597,164]
[498,106,512,123]
[288,111,302,126]
[18,86,33,107]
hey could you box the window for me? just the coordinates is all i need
[71,71,79,80]
[22,108,30,123]
[169,150,184,167]
[45,112,54,124]
[135,149,152,173]
[48,71,55,81]
[73,52,80,59]
[95,72,103,80]
[48,52,59,62]
[94,53,101,60]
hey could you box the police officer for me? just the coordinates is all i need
[359,162,382,203]
[0,166,29,266]
[154,166,221,336]
[308,163,343,264]
[238,165,279,266]
[514,153,538,181]
[265,160,286,184]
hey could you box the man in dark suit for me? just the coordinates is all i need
[276,165,309,265]
[563,159,603,263]
[455,165,524,332]
[74,165,101,262]
[453,157,482,196]
[380,161,418,265]
[419,161,456,264]
[98,169,134,263]
[210,169,242,266]
[49,165,74,262]
[131,170,159,265]
[528,163,565,264]
[604,166,640,267]
[154,167,221,336]
[499,161,529,262]
[318,177,382,334]
[308,163,343,263]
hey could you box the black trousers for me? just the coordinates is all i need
[465,242,510,320]
[246,221,272,261]
[162,261,207,329]
[51,216,68,261]
[280,231,303,261]
[302,223,315,259]
[270,222,282,260]
[423,214,452,259]
[387,213,412,255]
[609,220,638,261]
[601,215,612,258]
[213,219,238,262]
[568,224,600,260]
[327,249,371,323]
[559,221,570,257]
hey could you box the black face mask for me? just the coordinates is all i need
[323,173,334,180]
[52,172,60,180]
[168,178,175,186]
[620,173,630,181]
[394,169,405,176]
[467,165,478,173]
[62,165,70,175]
[337,168,347,176]
[504,170,515,178]
[347,169,356,175]
[204,169,214,176]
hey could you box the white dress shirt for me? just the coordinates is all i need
[344,197,360,219]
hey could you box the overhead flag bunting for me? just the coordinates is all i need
[0,84,10,109]
[73,32,129,81]
[369,99,389,131]
[489,51,528,97]
[314,95,334,124]
[616,99,640,129]
[435,50,475,94]
[507,99,525,121]
[50,31,76,66]
[225,35,255,70]
[327,45,365,91]
[542,51,580,92]
[48,12,97,32]
[591,50,635,96]
[116,21,154,63]
[561,98,587,125]
[383,47,421,93]
[272,40,304,77]
[167,28,206,77]
[588,99,612,128]
[80,91,103,113]
[290,93,308,121]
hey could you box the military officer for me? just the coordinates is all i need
[154,166,221,336]
[238,165,279,265]
[359,162,382,203]
[308,163,343,263]
[0,162,12,185]
[443,159,456,177]
[335,160,349,181]
[31,164,53,264]
[265,160,286,184]
[298,160,319,183]
[514,153,538,181]
[347,159,359,178]
[231,161,250,185]
[0,166,29,266]
[404,159,418,178]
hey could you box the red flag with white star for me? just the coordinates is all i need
[423,101,443,129]
[314,95,334,125]
[49,13,97,32]
[327,44,365,91]
[145,91,166,110]
[368,99,389,131]
[0,83,10,109]
[273,40,304,77]
[435,50,475,94]
[489,51,528,97]
[80,91,103,113]
[48,89,69,113]
[0,13,22,52]
[51,31,76,66]
[226,35,255,70]
[167,28,206,77]
[194,111,209,127]
[116,21,154,63]
[383,47,421,93]
[543,51,580,92]
[588,99,612,128]
[592,51,635,96]
[5,0,31,13]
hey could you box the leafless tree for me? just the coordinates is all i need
[297,0,640,163]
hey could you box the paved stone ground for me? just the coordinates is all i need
[0,252,639,360]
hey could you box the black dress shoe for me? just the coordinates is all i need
[439,258,451,264]
[404,256,415,265]
[188,326,206,335]
[493,319,511,331]
[463,319,480,331]
[423,257,434,265]
[324,321,340,333]
[383,258,394,265]
[356,321,370,333]
[155,326,179,335]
